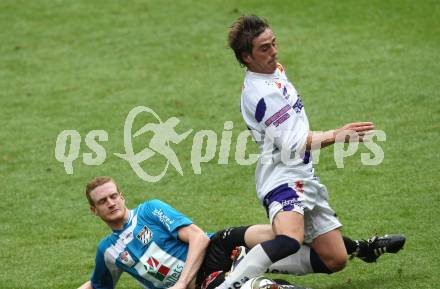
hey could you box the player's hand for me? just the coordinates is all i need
[334,122,375,143]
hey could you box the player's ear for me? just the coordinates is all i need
[90,205,97,216]
[242,52,251,65]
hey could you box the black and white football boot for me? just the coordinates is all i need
[356,234,406,263]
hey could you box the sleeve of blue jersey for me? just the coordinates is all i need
[90,243,117,289]
[143,199,193,239]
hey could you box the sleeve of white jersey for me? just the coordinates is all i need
[242,89,309,156]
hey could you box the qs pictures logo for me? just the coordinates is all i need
[55,106,386,182]
[114,106,192,182]
[54,106,260,182]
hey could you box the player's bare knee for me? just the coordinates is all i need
[325,255,347,273]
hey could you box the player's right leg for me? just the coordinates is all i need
[309,228,347,272]
[215,212,304,289]
[240,224,405,276]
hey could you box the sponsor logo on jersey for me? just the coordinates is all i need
[145,257,170,281]
[119,250,136,267]
[165,264,183,286]
[282,85,288,97]
[273,112,290,127]
[153,208,175,231]
[292,97,304,113]
[264,104,291,126]
[137,225,153,245]
[135,242,186,288]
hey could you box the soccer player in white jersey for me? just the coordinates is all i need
[214,15,406,289]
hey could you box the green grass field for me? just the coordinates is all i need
[1,0,439,288]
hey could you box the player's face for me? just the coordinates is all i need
[244,28,278,74]
[89,181,127,226]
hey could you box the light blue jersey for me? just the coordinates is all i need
[90,199,193,289]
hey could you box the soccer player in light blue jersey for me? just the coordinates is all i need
[77,176,280,289]
[77,176,209,289]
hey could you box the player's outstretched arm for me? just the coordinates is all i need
[306,122,375,150]
[77,280,93,289]
[170,224,211,289]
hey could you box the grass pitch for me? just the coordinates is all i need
[1,0,439,288]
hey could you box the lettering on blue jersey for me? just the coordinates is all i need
[164,264,184,286]
[137,226,153,245]
[153,208,175,231]
[292,97,304,113]
[255,98,266,122]
[118,250,136,267]
[273,113,290,127]
[265,104,291,126]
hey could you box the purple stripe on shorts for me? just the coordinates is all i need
[263,183,300,217]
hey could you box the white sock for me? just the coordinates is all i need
[267,245,313,276]
[216,244,272,289]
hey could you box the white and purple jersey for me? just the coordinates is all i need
[240,63,315,204]
[90,199,193,289]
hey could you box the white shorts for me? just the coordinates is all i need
[263,178,342,244]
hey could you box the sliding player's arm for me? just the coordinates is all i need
[306,122,375,150]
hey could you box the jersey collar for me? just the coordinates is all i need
[246,68,278,79]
